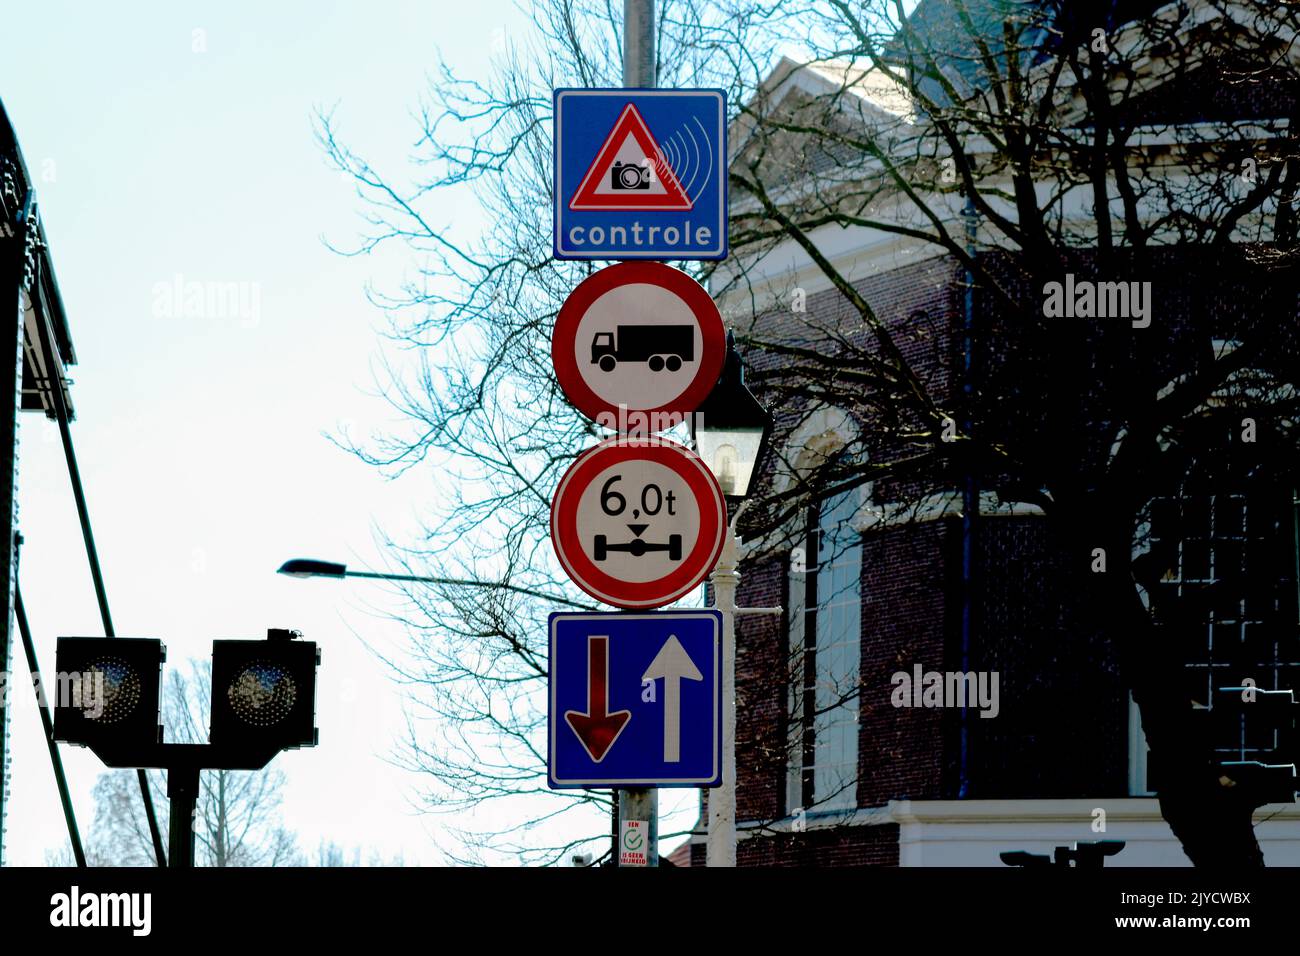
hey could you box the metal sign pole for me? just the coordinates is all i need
[617,0,657,868]
[623,0,655,89]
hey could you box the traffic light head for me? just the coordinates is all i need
[209,628,319,752]
[52,637,165,754]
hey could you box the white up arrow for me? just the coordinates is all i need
[641,635,704,762]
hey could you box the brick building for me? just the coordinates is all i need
[683,0,1300,866]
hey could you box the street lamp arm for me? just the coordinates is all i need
[277,558,594,609]
[344,570,595,610]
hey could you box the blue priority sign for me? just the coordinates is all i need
[548,609,722,788]
[553,89,727,261]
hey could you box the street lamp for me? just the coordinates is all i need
[277,558,347,579]
[690,331,779,868]
[690,331,773,507]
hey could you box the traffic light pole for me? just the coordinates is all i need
[90,742,281,869]
[167,766,200,869]
[615,0,659,868]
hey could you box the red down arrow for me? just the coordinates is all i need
[565,635,631,762]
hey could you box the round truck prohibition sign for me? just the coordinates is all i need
[551,436,727,609]
[551,261,726,431]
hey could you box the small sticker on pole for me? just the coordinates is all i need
[620,819,649,866]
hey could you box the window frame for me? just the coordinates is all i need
[785,484,864,815]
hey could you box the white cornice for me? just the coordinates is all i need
[741,797,1300,834]
[853,491,1046,534]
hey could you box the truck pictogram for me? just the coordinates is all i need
[591,325,694,372]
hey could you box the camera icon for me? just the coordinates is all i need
[611,160,652,190]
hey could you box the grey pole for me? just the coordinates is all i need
[623,0,656,88]
[706,524,739,866]
[616,0,658,867]
[707,509,782,867]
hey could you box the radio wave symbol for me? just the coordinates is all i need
[652,117,713,204]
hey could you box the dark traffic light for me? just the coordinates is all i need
[52,637,165,753]
[49,628,318,868]
[210,628,320,752]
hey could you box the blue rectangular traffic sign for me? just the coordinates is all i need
[553,89,728,261]
[549,609,722,788]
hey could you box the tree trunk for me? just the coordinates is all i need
[1086,510,1266,867]
[1121,592,1265,866]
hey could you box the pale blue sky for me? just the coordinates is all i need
[0,0,541,865]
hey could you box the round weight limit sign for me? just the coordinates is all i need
[551,437,727,608]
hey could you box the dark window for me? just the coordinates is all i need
[1145,458,1300,781]
[786,487,862,813]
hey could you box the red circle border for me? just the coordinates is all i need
[550,436,727,609]
[551,262,725,429]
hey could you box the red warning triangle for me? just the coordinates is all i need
[568,103,693,211]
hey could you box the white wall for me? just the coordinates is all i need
[893,799,1300,867]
